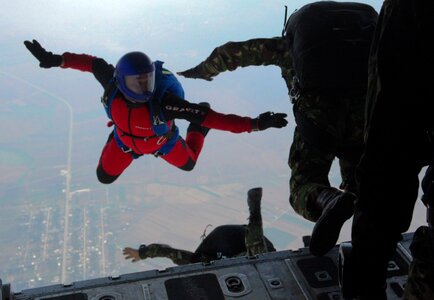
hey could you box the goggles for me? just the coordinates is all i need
[124,71,155,97]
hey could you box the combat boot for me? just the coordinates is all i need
[247,187,263,225]
[187,102,211,137]
[245,187,268,255]
[309,188,356,256]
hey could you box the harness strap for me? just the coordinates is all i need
[101,80,119,120]
[114,123,179,159]
[152,126,179,157]
[116,126,159,141]
[113,130,142,159]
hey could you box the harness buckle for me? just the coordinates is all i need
[290,88,300,103]
[290,76,301,104]
[122,146,142,159]
[121,147,133,154]
[153,150,164,157]
[156,135,167,145]
[153,115,164,125]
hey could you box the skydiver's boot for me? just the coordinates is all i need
[309,188,356,256]
[186,102,211,137]
[245,187,268,255]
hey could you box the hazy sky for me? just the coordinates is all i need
[3,0,427,291]
[1,0,382,68]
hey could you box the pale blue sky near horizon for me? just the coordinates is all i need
[2,0,383,67]
[2,0,427,291]
[1,0,383,141]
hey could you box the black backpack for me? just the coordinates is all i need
[284,1,378,91]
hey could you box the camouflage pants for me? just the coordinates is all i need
[288,93,364,222]
[403,226,434,300]
[245,222,268,256]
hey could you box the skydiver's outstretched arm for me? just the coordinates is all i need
[122,247,142,262]
[162,93,288,133]
[123,244,195,265]
[24,39,114,89]
[177,37,290,81]
[24,39,63,68]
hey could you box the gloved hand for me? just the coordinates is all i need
[24,39,63,68]
[177,64,214,81]
[253,112,288,131]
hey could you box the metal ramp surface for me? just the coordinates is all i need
[1,233,414,300]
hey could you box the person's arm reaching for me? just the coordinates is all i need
[24,39,63,68]
[24,39,114,88]
[177,37,290,81]
[162,93,288,133]
[123,244,195,265]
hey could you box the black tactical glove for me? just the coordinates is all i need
[253,112,288,131]
[24,39,63,68]
[177,64,213,81]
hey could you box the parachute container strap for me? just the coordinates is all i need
[113,130,142,159]
[282,5,288,36]
[102,79,118,120]
[148,61,170,135]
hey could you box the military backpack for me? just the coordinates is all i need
[284,1,378,91]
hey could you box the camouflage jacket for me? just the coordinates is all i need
[188,37,295,98]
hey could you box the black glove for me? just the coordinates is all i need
[24,39,63,68]
[253,112,288,131]
[177,64,213,81]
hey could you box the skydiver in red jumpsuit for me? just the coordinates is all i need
[24,40,288,184]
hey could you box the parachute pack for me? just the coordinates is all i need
[284,1,378,91]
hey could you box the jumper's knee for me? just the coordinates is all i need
[179,158,196,171]
[96,165,119,184]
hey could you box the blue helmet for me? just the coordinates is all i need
[114,52,156,103]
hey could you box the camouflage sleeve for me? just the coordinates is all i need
[178,37,291,80]
[146,243,195,265]
[402,226,434,299]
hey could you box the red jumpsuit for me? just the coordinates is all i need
[61,53,256,183]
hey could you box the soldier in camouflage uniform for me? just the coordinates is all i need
[348,0,434,298]
[177,3,374,257]
[123,188,275,264]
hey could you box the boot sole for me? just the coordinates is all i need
[309,193,355,256]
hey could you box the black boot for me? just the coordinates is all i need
[247,187,263,225]
[187,102,211,137]
[309,188,356,256]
